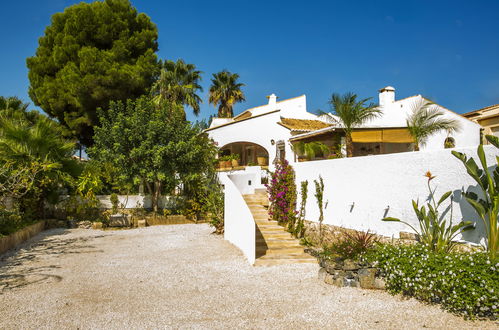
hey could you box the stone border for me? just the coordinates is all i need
[318,256,386,290]
[0,221,46,255]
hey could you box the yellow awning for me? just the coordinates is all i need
[352,128,413,143]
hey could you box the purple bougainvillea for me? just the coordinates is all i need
[265,160,298,226]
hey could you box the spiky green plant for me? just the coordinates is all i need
[209,70,245,118]
[452,135,499,260]
[323,93,381,157]
[406,98,460,151]
[383,172,474,253]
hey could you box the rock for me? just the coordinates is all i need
[137,220,146,228]
[324,273,344,287]
[399,231,418,240]
[358,268,377,289]
[374,277,386,290]
[92,222,103,230]
[318,268,327,281]
[77,221,92,229]
[343,278,360,287]
[343,259,359,271]
[324,274,335,285]
[109,214,130,227]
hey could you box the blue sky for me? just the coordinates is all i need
[1,0,499,122]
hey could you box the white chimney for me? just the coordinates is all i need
[267,93,277,109]
[379,86,395,106]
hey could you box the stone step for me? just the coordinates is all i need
[255,220,278,225]
[256,246,305,255]
[254,257,317,267]
[256,239,302,248]
[259,232,294,239]
[256,224,284,230]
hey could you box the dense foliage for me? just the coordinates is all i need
[89,96,219,212]
[366,244,498,319]
[266,160,297,226]
[0,98,80,234]
[27,0,159,146]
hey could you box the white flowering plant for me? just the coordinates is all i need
[365,244,498,319]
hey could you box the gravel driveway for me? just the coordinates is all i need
[0,224,495,329]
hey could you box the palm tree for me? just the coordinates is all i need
[209,70,245,118]
[323,92,382,157]
[406,98,460,151]
[151,59,203,115]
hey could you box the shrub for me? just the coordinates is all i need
[314,176,325,243]
[365,244,499,319]
[293,180,308,238]
[322,230,379,260]
[266,160,298,227]
[110,193,119,214]
[0,206,23,236]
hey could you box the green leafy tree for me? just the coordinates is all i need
[209,70,245,118]
[89,97,218,212]
[406,98,460,151]
[27,0,159,147]
[323,93,381,157]
[151,59,203,116]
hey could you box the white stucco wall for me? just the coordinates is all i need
[227,166,264,195]
[294,146,496,245]
[220,173,256,264]
[207,111,295,168]
[364,94,480,150]
[95,195,176,209]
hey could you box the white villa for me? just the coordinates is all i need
[206,86,480,168]
[212,87,486,265]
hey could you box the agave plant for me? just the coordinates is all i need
[383,172,474,253]
[452,135,499,260]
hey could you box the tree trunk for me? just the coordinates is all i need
[346,134,354,157]
[414,144,420,151]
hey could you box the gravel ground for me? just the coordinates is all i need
[0,224,495,329]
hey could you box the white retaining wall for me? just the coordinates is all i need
[58,195,176,209]
[220,173,256,264]
[294,146,496,245]
[227,166,265,195]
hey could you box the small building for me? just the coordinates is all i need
[462,104,499,142]
[205,87,481,169]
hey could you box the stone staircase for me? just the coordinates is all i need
[243,190,316,266]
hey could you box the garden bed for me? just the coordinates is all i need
[0,220,46,255]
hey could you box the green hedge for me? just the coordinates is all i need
[365,244,498,319]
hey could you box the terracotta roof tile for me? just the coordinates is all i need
[279,118,332,131]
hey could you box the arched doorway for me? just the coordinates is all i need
[220,142,270,167]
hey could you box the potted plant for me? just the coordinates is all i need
[257,155,268,166]
[231,154,240,167]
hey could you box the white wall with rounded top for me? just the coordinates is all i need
[294,146,496,245]
[220,173,256,264]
